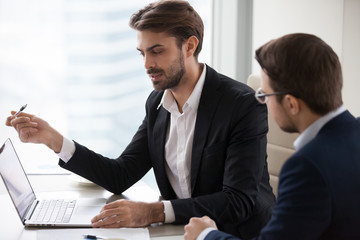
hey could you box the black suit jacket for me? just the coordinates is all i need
[205,111,360,240]
[60,65,275,238]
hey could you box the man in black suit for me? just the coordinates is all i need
[184,33,360,239]
[6,1,275,238]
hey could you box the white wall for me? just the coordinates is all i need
[252,0,360,116]
[342,0,360,116]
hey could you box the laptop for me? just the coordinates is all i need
[0,138,107,227]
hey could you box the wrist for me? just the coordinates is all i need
[46,128,63,153]
[148,201,165,224]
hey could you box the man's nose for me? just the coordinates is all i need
[144,54,155,70]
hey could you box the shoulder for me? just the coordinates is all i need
[206,65,255,96]
[203,65,258,110]
[201,66,268,133]
[294,111,360,163]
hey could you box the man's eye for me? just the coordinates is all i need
[152,50,162,55]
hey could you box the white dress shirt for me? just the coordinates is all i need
[293,105,346,151]
[57,64,207,224]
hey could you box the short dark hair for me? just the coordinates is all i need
[129,0,204,59]
[255,33,343,115]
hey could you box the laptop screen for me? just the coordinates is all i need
[0,139,36,222]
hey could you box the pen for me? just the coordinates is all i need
[82,234,128,240]
[15,104,27,116]
[82,234,105,239]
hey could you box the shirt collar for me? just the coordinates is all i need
[157,63,207,113]
[293,105,346,151]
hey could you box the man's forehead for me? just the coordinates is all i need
[136,30,176,50]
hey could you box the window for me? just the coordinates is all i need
[0,0,212,189]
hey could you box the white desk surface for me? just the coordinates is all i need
[0,174,184,240]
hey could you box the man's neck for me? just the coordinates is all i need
[170,62,203,113]
[293,105,346,150]
[296,111,322,134]
[288,99,322,134]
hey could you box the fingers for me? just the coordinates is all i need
[101,199,125,210]
[5,113,14,126]
[13,117,38,131]
[184,216,218,240]
[8,116,39,142]
[6,111,36,127]
[9,110,34,119]
[5,113,43,145]
[91,200,152,228]
[5,111,19,126]
[184,218,200,240]
[92,212,123,228]
[92,208,120,224]
[91,201,129,228]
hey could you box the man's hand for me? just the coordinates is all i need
[91,199,165,228]
[5,111,63,153]
[184,216,218,240]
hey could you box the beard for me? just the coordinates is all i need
[276,115,298,133]
[147,51,185,91]
[279,125,298,133]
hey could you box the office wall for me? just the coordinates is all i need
[342,0,360,116]
[252,0,360,116]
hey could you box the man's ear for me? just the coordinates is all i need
[283,94,300,115]
[184,36,199,57]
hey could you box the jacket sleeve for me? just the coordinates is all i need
[255,156,330,239]
[58,96,155,194]
[205,229,241,240]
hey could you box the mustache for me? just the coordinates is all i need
[147,68,163,75]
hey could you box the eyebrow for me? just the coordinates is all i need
[137,44,164,52]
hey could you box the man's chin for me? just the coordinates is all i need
[152,83,164,92]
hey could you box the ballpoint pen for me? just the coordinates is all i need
[14,104,27,116]
[82,234,127,240]
[82,235,105,239]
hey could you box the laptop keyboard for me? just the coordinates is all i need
[32,199,76,223]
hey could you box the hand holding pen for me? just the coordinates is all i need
[5,104,64,153]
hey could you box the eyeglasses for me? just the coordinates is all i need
[255,88,289,104]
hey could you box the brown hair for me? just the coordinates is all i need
[255,33,343,115]
[129,0,204,59]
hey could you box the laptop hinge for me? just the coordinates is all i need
[24,200,39,223]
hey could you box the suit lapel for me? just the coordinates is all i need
[153,107,177,199]
[191,66,223,193]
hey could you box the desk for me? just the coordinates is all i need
[0,174,184,240]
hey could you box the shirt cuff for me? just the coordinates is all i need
[162,200,175,223]
[56,137,75,163]
[197,228,217,240]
